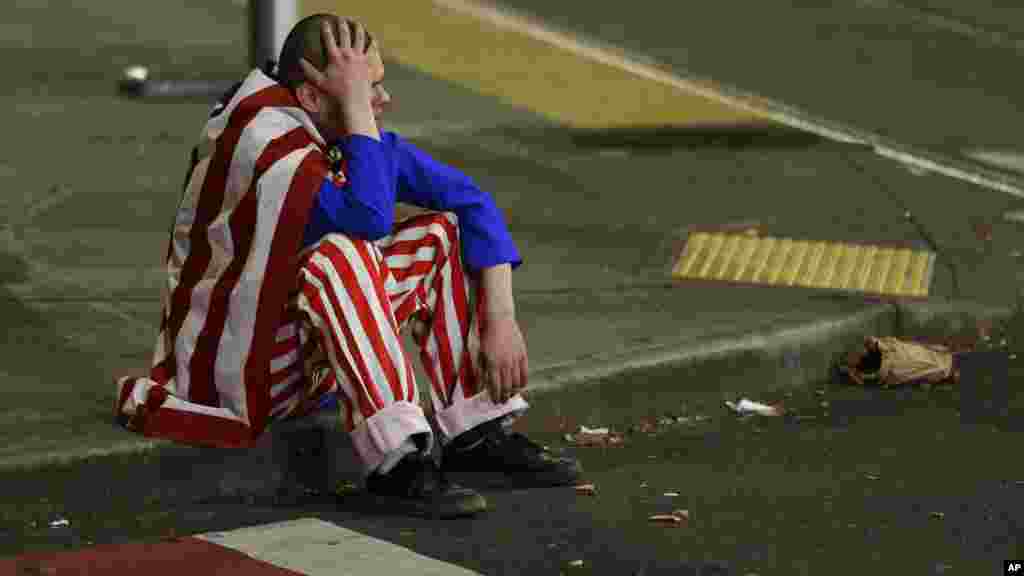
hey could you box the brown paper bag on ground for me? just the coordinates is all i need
[842,337,956,387]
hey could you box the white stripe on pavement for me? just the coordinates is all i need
[197,517,483,575]
[963,149,1024,175]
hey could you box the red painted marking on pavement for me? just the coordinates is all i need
[0,537,304,575]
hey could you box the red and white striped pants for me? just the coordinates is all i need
[269,212,527,474]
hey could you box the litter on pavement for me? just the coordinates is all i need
[648,509,690,524]
[648,514,684,524]
[564,425,624,447]
[49,518,69,528]
[840,337,956,387]
[574,483,597,496]
[725,398,784,417]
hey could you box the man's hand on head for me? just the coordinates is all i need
[299,18,379,139]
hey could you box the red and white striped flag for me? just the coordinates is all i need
[115,69,330,448]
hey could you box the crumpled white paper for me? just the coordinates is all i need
[724,398,783,416]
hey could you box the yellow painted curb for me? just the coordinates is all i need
[301,0,771,129]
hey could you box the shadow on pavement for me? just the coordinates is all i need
[567,124,825,151]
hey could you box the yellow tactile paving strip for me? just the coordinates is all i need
[673,232,936,298]
[302,0,771,129]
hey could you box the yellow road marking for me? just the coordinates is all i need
[302,0,770,128]
[674,232,935,297]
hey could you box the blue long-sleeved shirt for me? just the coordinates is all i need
[302,132,521,272]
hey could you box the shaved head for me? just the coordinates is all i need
[276,13,376,89]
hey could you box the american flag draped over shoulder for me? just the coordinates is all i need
[114,69,330,448]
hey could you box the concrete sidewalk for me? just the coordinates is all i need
[1,0,1022,518]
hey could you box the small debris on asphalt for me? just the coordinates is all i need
[676,415,691,424]
[865,474,880,481]
[973,221,994,243]
[640,482,649,488]
[48,518,69,528]
[633,419,657,434]
[649,509,689,524]
[929,511,945,520]
[569,560,584,568]
[648,514,684,524]
[565,426,624,447]
[841,337,955,387]
[575,483,597,496]
[663,492,680,497]
[725,398,784,417]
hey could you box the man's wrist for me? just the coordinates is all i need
[341,99,379,140]
[485,306,516,323]
[480,263,515,325]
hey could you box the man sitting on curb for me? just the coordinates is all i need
[115,13,581,518]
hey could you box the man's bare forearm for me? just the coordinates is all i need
[480,263,515,322]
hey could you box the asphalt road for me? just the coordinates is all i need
[495,0,1024,157]
[4,339,1020,575]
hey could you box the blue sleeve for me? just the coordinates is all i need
[302,135,398,246]
[387,132,522,272]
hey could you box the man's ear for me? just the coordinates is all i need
[294,83,321,116]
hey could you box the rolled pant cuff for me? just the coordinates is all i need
[349,401,433,477]
[434,392,529,444]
